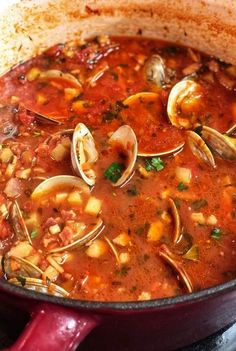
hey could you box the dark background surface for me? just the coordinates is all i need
[0,304,236,351]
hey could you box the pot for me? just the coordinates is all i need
[1,1,236,350]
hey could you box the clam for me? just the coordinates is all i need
[2,255,43,279]
[108,125,138,187]
[167,79,202,129]
[44,129,74,145]
[123,92,159,106]
[159,244,193,293]
[71,123,98,186]
[39,69,82,89]
[9,201,32,244]
[25,108,62,125]
[187,130,216,167]
[31,175,90,200]
[144,54,167,88]
[8,277,69,297]
[201,126,236,161]
[168,198,182,244]
[49,218,104,254]
[226,123,236,136]
[138,142,185,157]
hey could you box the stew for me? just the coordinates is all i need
[0,35,235,301]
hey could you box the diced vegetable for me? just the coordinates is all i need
[25,212,40,229]
[113,232,131,246]
[43,265,59,282]
[0,204,8,218]
[26,253,41,266]
[30,230,38,239]
[26,67,41,81]
[51,144,69,162]
[175,167,192,184]
[147,221,163,241]
[104,162,124,183]
[138,165,151,178]
[207,215,217,225]
[5,156,17,178]
[138,291,151,300]
[8,241,33,258]
[211,228,221,240]
[15,168,31,180]
[49,224,61,235]
[145,157,165,172]
[177,182,189,191]
[54,192,69,204]
[0,148,13,163]
[4,178,21,198]
[84,197,102,216]
[64,88,81,101]
[119,252,130,264]
[86,239,107,258]
[191,212,205,225]
[67,191,82,206]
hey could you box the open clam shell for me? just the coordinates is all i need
[167,79,202,129]
[187,130,216,167]
[138,142,185,157]
[168,198,182,244]
[39,69,82,89]
[44,129,74,145]
[201,126,236,161]
[49,218,104,254]
[9,201,32,244]
[71,123,98,186]
[159,244,193,293]
[108,125,138,187]
[25,108,62,125]
[144,54,167,88]
[8,277,69,297]
[3,255,43,279]
[31,175,90,200]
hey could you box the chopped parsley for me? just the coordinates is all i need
[104,162,124,183]
[30,230,38,239]
[211,227,221,240]
[126,186,138,196]
[177,182,189,191]
[145,157,165,172]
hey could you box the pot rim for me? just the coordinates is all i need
[1,276,236,312]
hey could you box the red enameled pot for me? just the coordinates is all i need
[0,1,236,350]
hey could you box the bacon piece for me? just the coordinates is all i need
[59,226,73,246]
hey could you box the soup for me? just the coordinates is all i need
[0,36,235,301]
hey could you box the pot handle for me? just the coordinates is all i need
[6,303,100,351]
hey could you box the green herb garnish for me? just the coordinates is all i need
[30,230,38,239]
[16,276,26,287]
[191,199,208,210]
[126,186,138,196]
[211,227,221,240]
[104,162,124,183]
[145,157,165,172]
[177,182,189,191]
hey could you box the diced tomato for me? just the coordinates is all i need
[36,144,50,158]
[0,220,12,239]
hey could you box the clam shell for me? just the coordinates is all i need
[9,201,32,244]
[44,129,74,145]
[8,277,69,297]
[31,175,90,200]
[167,79,202,129]
[187,130,216,167]
[49,218,104,253]
[138,142,185,157]
[71,123,98,186]
[168,198,181,244]
[123,92,159,106]
[144,54,167,88]
[25,108,62,125]
[39,69,81,89]
[201,126,236,161]
[108,125,138,187]
[3,255,43,279]
[226,123,236,136]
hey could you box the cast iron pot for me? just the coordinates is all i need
[0,1,236,350]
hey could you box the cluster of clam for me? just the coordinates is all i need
[3,53,236,297]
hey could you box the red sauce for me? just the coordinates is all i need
[0,36,235,301]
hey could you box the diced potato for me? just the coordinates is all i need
[5,156,17,178]
[43,265,59,282]
[27,253,41,266]
[138,291,151,301]
[86,239,107,258]
[15,168,31,180]
[147,221,164,241]
[70,222,86,238]
[36,93,48,105]
[175,167,192,184]
[10,96,20,103]
[207,215,217,225]
[67,191,82,206]
[72,100,89,112]
[119,252,130,264]
[54,192,68,204]
[138,165,151,178]
[64,88,81,101]
[51,144,69,162]
[25,212,40,230]
[9,241,33,258]
[160,189,171,199]
[0,148,13,163]
[113,232,131,247]
[0,204,8,218]
[61,137,71,149]
[26,67,41,81]
[191,212,205,225]
[84,197,102,216]
[49,224,61,235]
